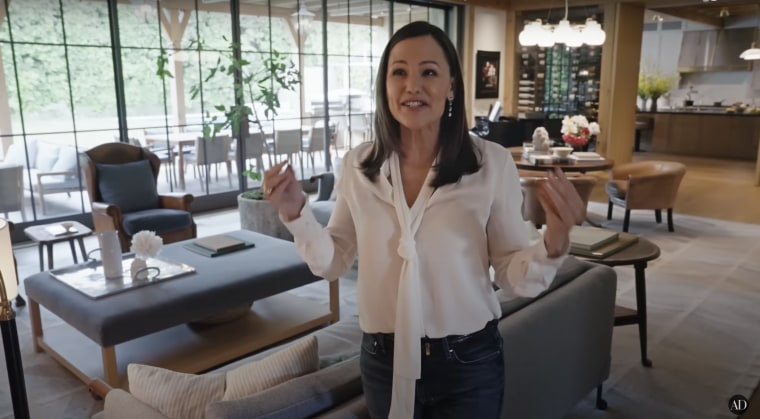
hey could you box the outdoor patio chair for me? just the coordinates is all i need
[185,135,233,192]
[0,164,26,221]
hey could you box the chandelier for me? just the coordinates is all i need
[518,1,605,48]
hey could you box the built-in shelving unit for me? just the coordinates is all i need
[517,43,601,118]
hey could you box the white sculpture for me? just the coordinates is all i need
[532,127,552,153]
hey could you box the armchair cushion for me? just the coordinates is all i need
[97,159,160,213]
[122,208,193,236]
[51,145,79,173]
[2,140,36,167]
[36,143,60,172]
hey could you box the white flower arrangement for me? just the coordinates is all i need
[130,230,163,259]
[560,115,600,147]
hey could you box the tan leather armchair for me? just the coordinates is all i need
[605,161,686,232]
[520,175,597,228]
[83,143,196,252]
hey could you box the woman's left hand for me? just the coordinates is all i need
[537,168,586,258]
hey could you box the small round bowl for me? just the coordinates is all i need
[61,222,74,231]
[551,146,573,158]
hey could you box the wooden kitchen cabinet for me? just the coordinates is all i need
[648,112,760,161]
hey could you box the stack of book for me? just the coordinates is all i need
[526,154,572,165]
[568,152,605,163]
[569,226,638,258]
[184,234,254,257]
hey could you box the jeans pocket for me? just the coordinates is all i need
[361,333,380,356]
[449,332,502,364]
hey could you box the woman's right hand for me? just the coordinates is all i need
[263,161,306,221]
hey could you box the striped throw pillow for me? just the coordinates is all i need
[127,335,319,419]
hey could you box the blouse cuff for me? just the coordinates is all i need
[279,204,323,241]
[505,238,567,297]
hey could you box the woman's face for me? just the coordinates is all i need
[385,35,453,132]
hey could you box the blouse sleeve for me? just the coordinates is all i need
[486,151,567,298]
[281,165,358,282]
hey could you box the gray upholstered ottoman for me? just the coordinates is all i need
[25,230,338,387]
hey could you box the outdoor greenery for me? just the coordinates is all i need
[1,0,379,127]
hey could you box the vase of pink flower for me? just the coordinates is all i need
[561,115,601,151]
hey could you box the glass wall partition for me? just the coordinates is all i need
[0,0,461,230]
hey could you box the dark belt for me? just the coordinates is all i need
[364,319,499,359]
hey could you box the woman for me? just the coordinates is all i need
[264,21,585,419]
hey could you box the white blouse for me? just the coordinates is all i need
[283,136,565,418]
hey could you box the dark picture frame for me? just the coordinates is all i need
[475,50,500,99]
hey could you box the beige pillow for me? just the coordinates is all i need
[223,334,319,400]
[127,335,319,419]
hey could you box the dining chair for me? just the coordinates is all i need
[273,128,304,176]
[231,131,267,175]
[303,121,329,169]
[606,161,687,232]
[520,175,597,228]
[185,135,233,192]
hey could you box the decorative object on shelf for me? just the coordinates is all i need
[130,230,163,280]
[532,127,552,152]
[0,219,31,419]
[475,50,500,99]
[518,0,605,48]
[638,72,679,112]
[561,115,600,151]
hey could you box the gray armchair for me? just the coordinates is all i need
[82,143,197,252]
[309,173,335,227]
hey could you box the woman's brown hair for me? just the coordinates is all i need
[360,21,480,187]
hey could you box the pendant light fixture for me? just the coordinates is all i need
[740,42,760,60]
[739,14,760,60]
[518,0,605,48]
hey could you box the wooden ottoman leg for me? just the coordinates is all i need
[29,299,44,353]
[101,346,119,387]
[329,279,340,323]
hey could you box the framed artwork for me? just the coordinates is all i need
[475,50,500,99]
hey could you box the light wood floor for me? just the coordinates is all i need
[588,152,760,225]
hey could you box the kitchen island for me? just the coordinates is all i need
[639,111,760,161]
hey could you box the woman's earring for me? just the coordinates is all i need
[448,99,453,117]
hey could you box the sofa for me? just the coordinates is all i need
[92,256,617,419]
[1,139,83,214]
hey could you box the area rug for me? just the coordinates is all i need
[563,202,760,419]
[5,204,760,418]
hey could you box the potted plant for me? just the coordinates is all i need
[180,38,301,240]
[638,72,679,112]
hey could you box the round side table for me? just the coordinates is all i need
[573,236,660,367]
[24,221,93,271]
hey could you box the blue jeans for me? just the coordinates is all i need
[360,320,504,419]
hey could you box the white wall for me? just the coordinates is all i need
[471,7,506,118]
